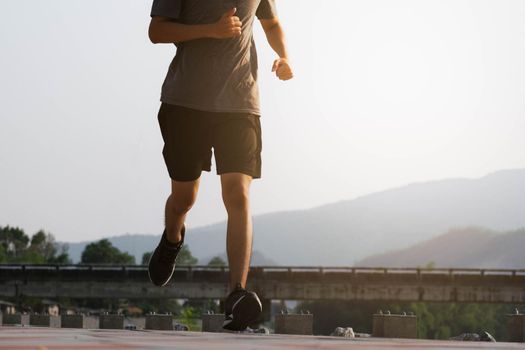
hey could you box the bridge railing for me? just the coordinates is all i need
[1,264,524,277]
[1,264,524,302]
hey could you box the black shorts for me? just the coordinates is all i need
[158,103,262,182]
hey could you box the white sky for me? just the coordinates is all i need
[1,0,524,242]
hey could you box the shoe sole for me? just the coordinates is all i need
[147,266,175,287]
[223,292,263,331]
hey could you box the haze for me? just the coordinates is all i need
[1,0,524,242]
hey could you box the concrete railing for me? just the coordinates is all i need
[1,264,524,303]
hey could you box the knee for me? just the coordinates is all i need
[169,194,196,215]
[222,184,250,212]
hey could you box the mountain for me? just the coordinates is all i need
[356,227,525,269]
[66,234,158,265]
[200,251,278,266]
[64,169,525,266]
[66,235,276,266]
[183,169,525,265]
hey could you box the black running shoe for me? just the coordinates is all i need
[148,226,185,287]
[223,283,262,331]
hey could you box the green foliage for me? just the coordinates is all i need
[0,225,30,256]
[0,244,7,263]
[142,251,152,265]
[184,298,221,316]
[47,250,72,264]
[141,244,198,266]
[177,306,199,330]
[297,300,518,340]
[81,239,135,264]
[410,302,511,340]
[31,230,46,246]
[177,245,198,266]
[424,261,436,269]
[207,256,226,267]
[28,230,61,261]
[0,226,71,264]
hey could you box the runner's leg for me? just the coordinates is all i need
[220,173,253,289]
[165,178,200,243]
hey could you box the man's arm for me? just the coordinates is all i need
[260,18,293,81]
[149,8,241,44]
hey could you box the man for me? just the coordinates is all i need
[147,0,293,331]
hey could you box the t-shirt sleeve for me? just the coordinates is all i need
[150,0,182,20]
[256,0,278,20]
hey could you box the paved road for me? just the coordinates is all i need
[0,327,524,350]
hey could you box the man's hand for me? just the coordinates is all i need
[272,58,293,81]
[211,8,242,39]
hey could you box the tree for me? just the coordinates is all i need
[81,239,135,264]
[0,225,30,257]
[142,252,152,265]
[296,299,515,339]
[21,230,71,264]
[28,230,59,261]
[177,245,198,266]
[0,226,71,264]
[47,244,72,264]
[30,230,47,246]
[141,244,198,266]
[0,244,7,263]
[177,306,198,330]
[208,256,226,267]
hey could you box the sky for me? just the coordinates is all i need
[1,0,525,242]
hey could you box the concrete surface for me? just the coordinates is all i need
[125,316,146,330]
[202,314,225,333]
[275,313,314,335]
[29,314,60,328]
[145,314,173,330]
[373,313,417,338]
[1,327,524,350]
[507,314,525,342]
[99,314,124,329]
[61,314,99,329]
[2,313,29,326]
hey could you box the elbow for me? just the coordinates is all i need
[261,18,281,34]
[148,19,181,44]
[267,22,280,33]
[148,22,163,44]
[149,28,160,44]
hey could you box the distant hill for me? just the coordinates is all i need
[66,234,155,265]
[64,169,525,266]
[356,227,525,269]
[199,251,278,266]
[183,169,525,265]
[66,235,276,266]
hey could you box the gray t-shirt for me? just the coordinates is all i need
[151,0,278,115]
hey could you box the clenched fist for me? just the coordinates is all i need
[211,8,242,39]
[272,58,294,81]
